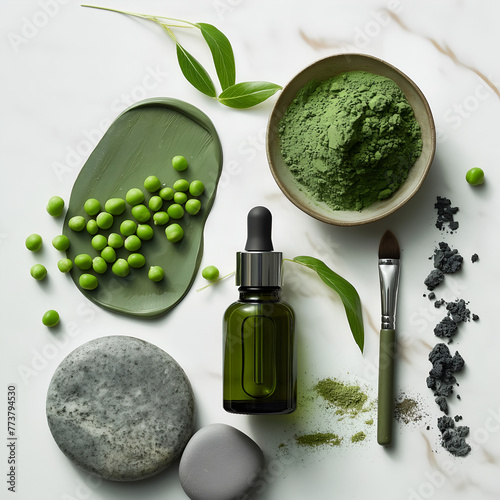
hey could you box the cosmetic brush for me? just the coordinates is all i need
[377,230,400,446]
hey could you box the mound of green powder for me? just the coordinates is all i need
[279,71,423,211]
[314,378,368,415]
[351,431,366,443]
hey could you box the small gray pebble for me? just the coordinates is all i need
[179,423,264,500]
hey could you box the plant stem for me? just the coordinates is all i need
[196,271,235,292]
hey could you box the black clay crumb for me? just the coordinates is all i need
[437,416,470,456]
[428,292,436,300]
[434,242,463,274]
[471,253,479,263]
[472,314,479,321]
[435,197,459,231]
[454,415,462,422]
[425,269,445,290]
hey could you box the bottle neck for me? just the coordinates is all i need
[238,287,281,303]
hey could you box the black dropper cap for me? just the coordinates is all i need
[236,206,282,288]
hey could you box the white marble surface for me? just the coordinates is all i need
[2,0,500,498]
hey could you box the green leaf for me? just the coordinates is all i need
[217,81,282,109]
[197,23,235,90]
[292,256,364,353]
[175,42,216,97]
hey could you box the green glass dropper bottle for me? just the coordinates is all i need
[223,206,296,415]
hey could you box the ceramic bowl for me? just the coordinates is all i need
[266,53,436,226]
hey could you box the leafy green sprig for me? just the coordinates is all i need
[82,5,282,108]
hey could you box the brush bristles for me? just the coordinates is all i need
[379,230,400,260]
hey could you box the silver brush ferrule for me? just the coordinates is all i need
[378,259,400,330]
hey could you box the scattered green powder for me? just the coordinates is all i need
[314,378,368,415]
[394,396,424,424]
[365,419,373,425]
[351,431,366,443]
[279,71,423,211]
[295,432,342,447]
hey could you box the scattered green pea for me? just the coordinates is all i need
[84,198,101,216]
[144,175,162,193]
[74,253,92,270]
[173,179,189,192]
[128,253,146,269]
[148,195,163,212]
[466,167,485,186]
[30,264,47,280]
[68,216,86,232]
[25,233,42,252]
[148,265,164,282]
[101,246,117,263]
[108,233,124,249]
[172,155,188,171]
[52,235,70,251]
[91,234,107,251]
[153,211,169,226]
[126,188,145,206]
[42,309,60,327]
[124,235,142,252]
[174,192,188,205]
[136,224,154,241]
[86,219,99,235]
[159,187,174,201]
[104,197,126,215]
[185,199,201,215]
[189,180,205,197]
[202,265,219,281]
[112,258,130,277]
[167,204,184,219]
[79,273,98,290]
[131,204,151,222]
[92,256,108,274]
[120,220,137,236]
[165,223,184,243]
[96,212,114,230]
[46,196,65,217]
[57,258,73,273]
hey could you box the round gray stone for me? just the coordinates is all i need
[46,335,195,481]
[179,423,265,500]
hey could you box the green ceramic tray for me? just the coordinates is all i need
[63,98,223,318]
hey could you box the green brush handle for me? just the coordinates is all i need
[377,328,396,446]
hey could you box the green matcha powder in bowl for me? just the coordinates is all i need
[267,54,436,226]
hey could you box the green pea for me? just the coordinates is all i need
[189,180,205,197]
[57,258,73,273]
[120,220,137,236]
[466,167,485,186]
[167,204,184,219]
[185,199,201,215]
[144,175,162,192]
[148,265,164,282]
[172,155,188,171]
[112,258,130,277]
[68,216,86,232]
[42,309,60,327]
[79,273,98,290]
[173,179,189,192]
[92,256,108,274]
[46,196,65,217]
[148,195,163,212]
[131,204,151,222]
[86,219,98,235]
[159,187,174,201]
[74,253,92,270]
[52,235,70,251]
[128,253,146,269]
[104,197,126,215]
[126,188,145,206]
[136,224,154,241]
[153,211,170,226]
[124,235,142,252]
[25,233,42,252]
[84,198,101,216]
[165,223,184,243]
[101,246,117,263]
[96,212,114,229]
[91,234,107,251]
[30,264,47,280]
[108,233,124,249]
[202,265,219,281]
[174,192,188,205]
